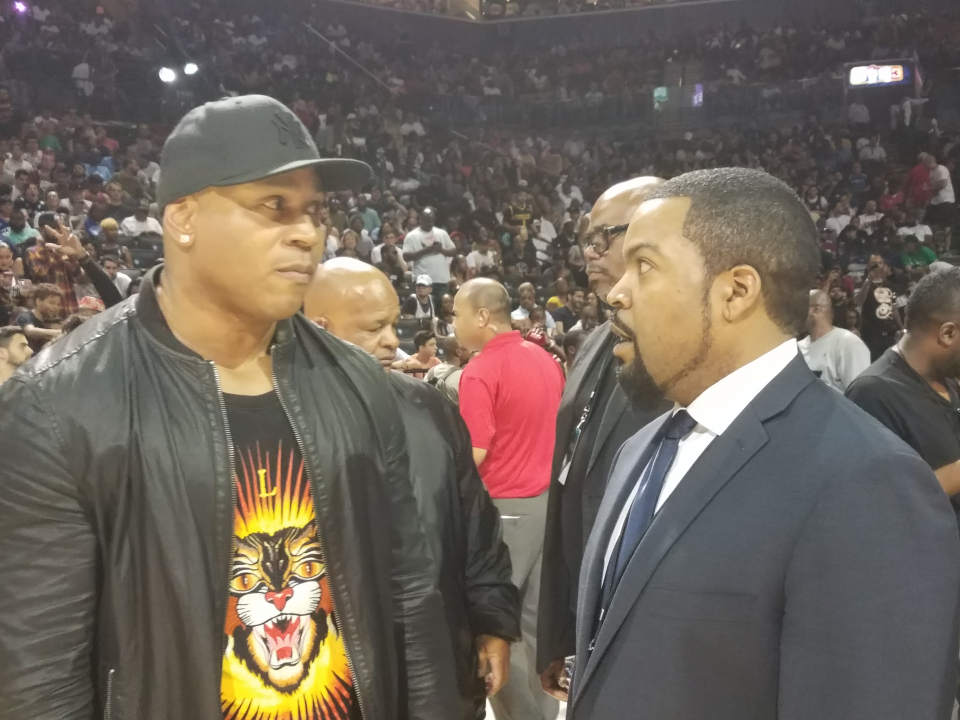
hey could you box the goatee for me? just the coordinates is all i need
[616,309,713,411]
[617,344,667,412]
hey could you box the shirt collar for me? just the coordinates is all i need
[482,330,523,352]
[681,339,799,437]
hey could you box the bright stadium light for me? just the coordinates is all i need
[158,67,177,83]
[184,62,198,76]
[13,2,27,13]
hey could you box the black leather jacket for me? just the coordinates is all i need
[0,267,460,720]
[389,372,521,719]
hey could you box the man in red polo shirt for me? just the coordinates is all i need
[454,278,564,720]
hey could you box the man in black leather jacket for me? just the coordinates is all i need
[305,257,522,720]
[0,95,460,720]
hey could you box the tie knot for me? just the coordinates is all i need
[664,409,697,440]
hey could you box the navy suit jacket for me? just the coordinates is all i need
[571,356,960,720]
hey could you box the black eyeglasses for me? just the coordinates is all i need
[579,223,629,256]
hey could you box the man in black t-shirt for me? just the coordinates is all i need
[855,255,902,361]
[551,287,585,333]
[469,195,500,235]
[847,268,960,519]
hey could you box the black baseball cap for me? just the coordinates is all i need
[157,94,371,209]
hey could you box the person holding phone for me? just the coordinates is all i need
[855,254,903,361]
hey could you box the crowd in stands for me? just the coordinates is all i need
[5,0,958,121]
[155,4,960,108]
[0,1,958,379]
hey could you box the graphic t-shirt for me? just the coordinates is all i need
[221,391,358,720]
[860,283,899,360]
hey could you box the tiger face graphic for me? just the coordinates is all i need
[221,441,354,720]
[230,524,327,691]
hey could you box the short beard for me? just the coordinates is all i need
[617,303,713,411]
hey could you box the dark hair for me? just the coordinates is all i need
[440,334,460,358]
[905,267,960,331]
[101,254,120,265]
[62,310,96,334]
[562,328,586,354]
[34,283,64,302]
[644,167,820,335]
[0,325,24,348]
[413,329,436,350]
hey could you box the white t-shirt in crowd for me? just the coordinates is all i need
[72,62,94,96]
[399,121,426,137]
[3,157,33,177]
[511,305,556,330]
[897,224,933,242]
[119,215,163,236]
[556,183,583,209]
[858,212,884,235]
[402,226,455,284]
[113,272,132,297]
[825,214,851,235]
[466,248,498,272]
[929,165,955,205]
[799,327,871,393]
[538,218,558,242]
[859,145,887,163]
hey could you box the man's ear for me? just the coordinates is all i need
[164,197,198,249]
[719,265,763,323]
[939,321,958,348]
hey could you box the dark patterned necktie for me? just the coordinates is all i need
[599,409,699,617]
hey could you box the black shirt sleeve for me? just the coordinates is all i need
[847,376,960,472]
[79,256,123,308]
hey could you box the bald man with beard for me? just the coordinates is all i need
[304,258,520,720]
[538,177,673,701]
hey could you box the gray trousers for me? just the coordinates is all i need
[490,492,560,720]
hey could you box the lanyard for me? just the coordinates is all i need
[558,348,615,485]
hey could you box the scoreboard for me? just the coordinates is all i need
[844,57,922,96]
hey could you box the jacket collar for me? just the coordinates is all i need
[136,264,296,360]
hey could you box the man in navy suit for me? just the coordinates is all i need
[569,167,960,720]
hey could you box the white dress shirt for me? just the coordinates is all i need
[603,339,799,576]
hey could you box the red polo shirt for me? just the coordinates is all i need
[459,331,565,499]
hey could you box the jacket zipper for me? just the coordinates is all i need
[271,358,368,720]
[211,362,238,663]
[103,667,115,720]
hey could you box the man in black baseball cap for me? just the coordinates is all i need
[0,95,460,720]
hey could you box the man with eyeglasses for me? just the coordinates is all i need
[538,177,672,701]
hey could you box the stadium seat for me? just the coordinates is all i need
[396,317,422,340]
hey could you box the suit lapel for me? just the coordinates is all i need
[572,413,669,698]
[552,323,614,474]
[583,388,627,479]
[572,355,817,705]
